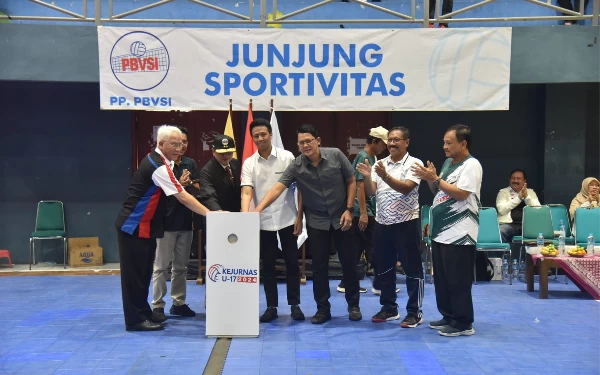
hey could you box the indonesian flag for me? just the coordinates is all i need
[242,102,256,165]
[241,103,256,208]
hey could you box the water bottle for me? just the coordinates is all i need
[512,259,519,280]
[519,260,526,281]
[537,233,544,254]
[559,220,566,237]
[558,220,566,255]
[588,234,595,255]
[502,258,509,282]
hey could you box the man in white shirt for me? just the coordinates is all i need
[413,124,483,337]
[496,169,541,243]
[241,118,305,323]
[357,127,425,329]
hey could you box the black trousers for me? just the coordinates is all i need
[307,225,359,311]
[260,225,300,307]
[432,241,475,330]
[353,216,375,264]
[557,0,590,23]
[353,216,380,289]
[117,229,157,327]
[374,219,424,316]
[429,0,454,23]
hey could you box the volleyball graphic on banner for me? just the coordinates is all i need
[109,31,170,91]
[130,41,147,57]
[428,29,511,110]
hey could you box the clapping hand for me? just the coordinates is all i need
[179,169,191,187]
[356,159,372,178]
[411,161,437,182]
[519,183,528,199]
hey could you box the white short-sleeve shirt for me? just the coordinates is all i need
[241,147,298,231]
[372,153,423,225]
[152,148,182,196]
[431,156,483,245]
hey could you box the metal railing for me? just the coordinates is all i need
[0,0,598,26]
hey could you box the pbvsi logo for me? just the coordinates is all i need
[109,31,170,91]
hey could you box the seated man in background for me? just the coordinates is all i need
[496,169,541,244]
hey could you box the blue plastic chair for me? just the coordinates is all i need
[574,208,600,248]
[476,207,511,284]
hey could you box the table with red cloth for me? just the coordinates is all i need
[526,250,600,299]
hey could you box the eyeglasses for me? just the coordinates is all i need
[169,142,184,149]
[297,139,316,147]
[387,138,407,144]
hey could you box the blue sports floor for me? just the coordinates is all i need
[0,275,599,375]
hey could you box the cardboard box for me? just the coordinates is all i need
[68,237,103,267]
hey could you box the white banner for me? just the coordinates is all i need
[98,27,512,111]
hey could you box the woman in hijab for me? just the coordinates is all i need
[569,177,600,220]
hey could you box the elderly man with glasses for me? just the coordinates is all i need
[115,125,210,332]
[254,124,362,324]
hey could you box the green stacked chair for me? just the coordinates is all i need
[29,201,68,270]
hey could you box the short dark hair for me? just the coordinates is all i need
[297,124,319,138]
[446,124,471,149]
[250,118,272,134]
[388,126,410,140]
[510,169,527,180]
[178,126,189,137]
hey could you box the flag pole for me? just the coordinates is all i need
[270,99,274,116]
[229,98,232,114]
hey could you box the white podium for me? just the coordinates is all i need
[205,212,260,337]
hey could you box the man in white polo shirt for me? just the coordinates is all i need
[413,124,482,337]
[241,118,305,323]
[357,127,425,328]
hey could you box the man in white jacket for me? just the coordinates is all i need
[496,169,541,243]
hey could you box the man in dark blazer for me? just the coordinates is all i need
[199,134,242,212]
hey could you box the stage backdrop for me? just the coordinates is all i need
[98,27,512,112]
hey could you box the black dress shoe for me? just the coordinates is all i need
[291,305,305,321]
[152,308,167,323]
[311,310,331,324]
[170,304,196,317]
[260,307,278,323]
[126,320,164,332]
[348,306,362,321]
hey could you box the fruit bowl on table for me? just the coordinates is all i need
[567,246,587,258]
[540,245,559,257]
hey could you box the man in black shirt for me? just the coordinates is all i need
[254,124,362,324]
[199,134,241,213]
[116,125,210,332]
[151,126,200,322]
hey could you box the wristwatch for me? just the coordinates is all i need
[346,206,354,214]
[433,177,441,188]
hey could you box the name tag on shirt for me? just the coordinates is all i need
[436,191,451,204]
